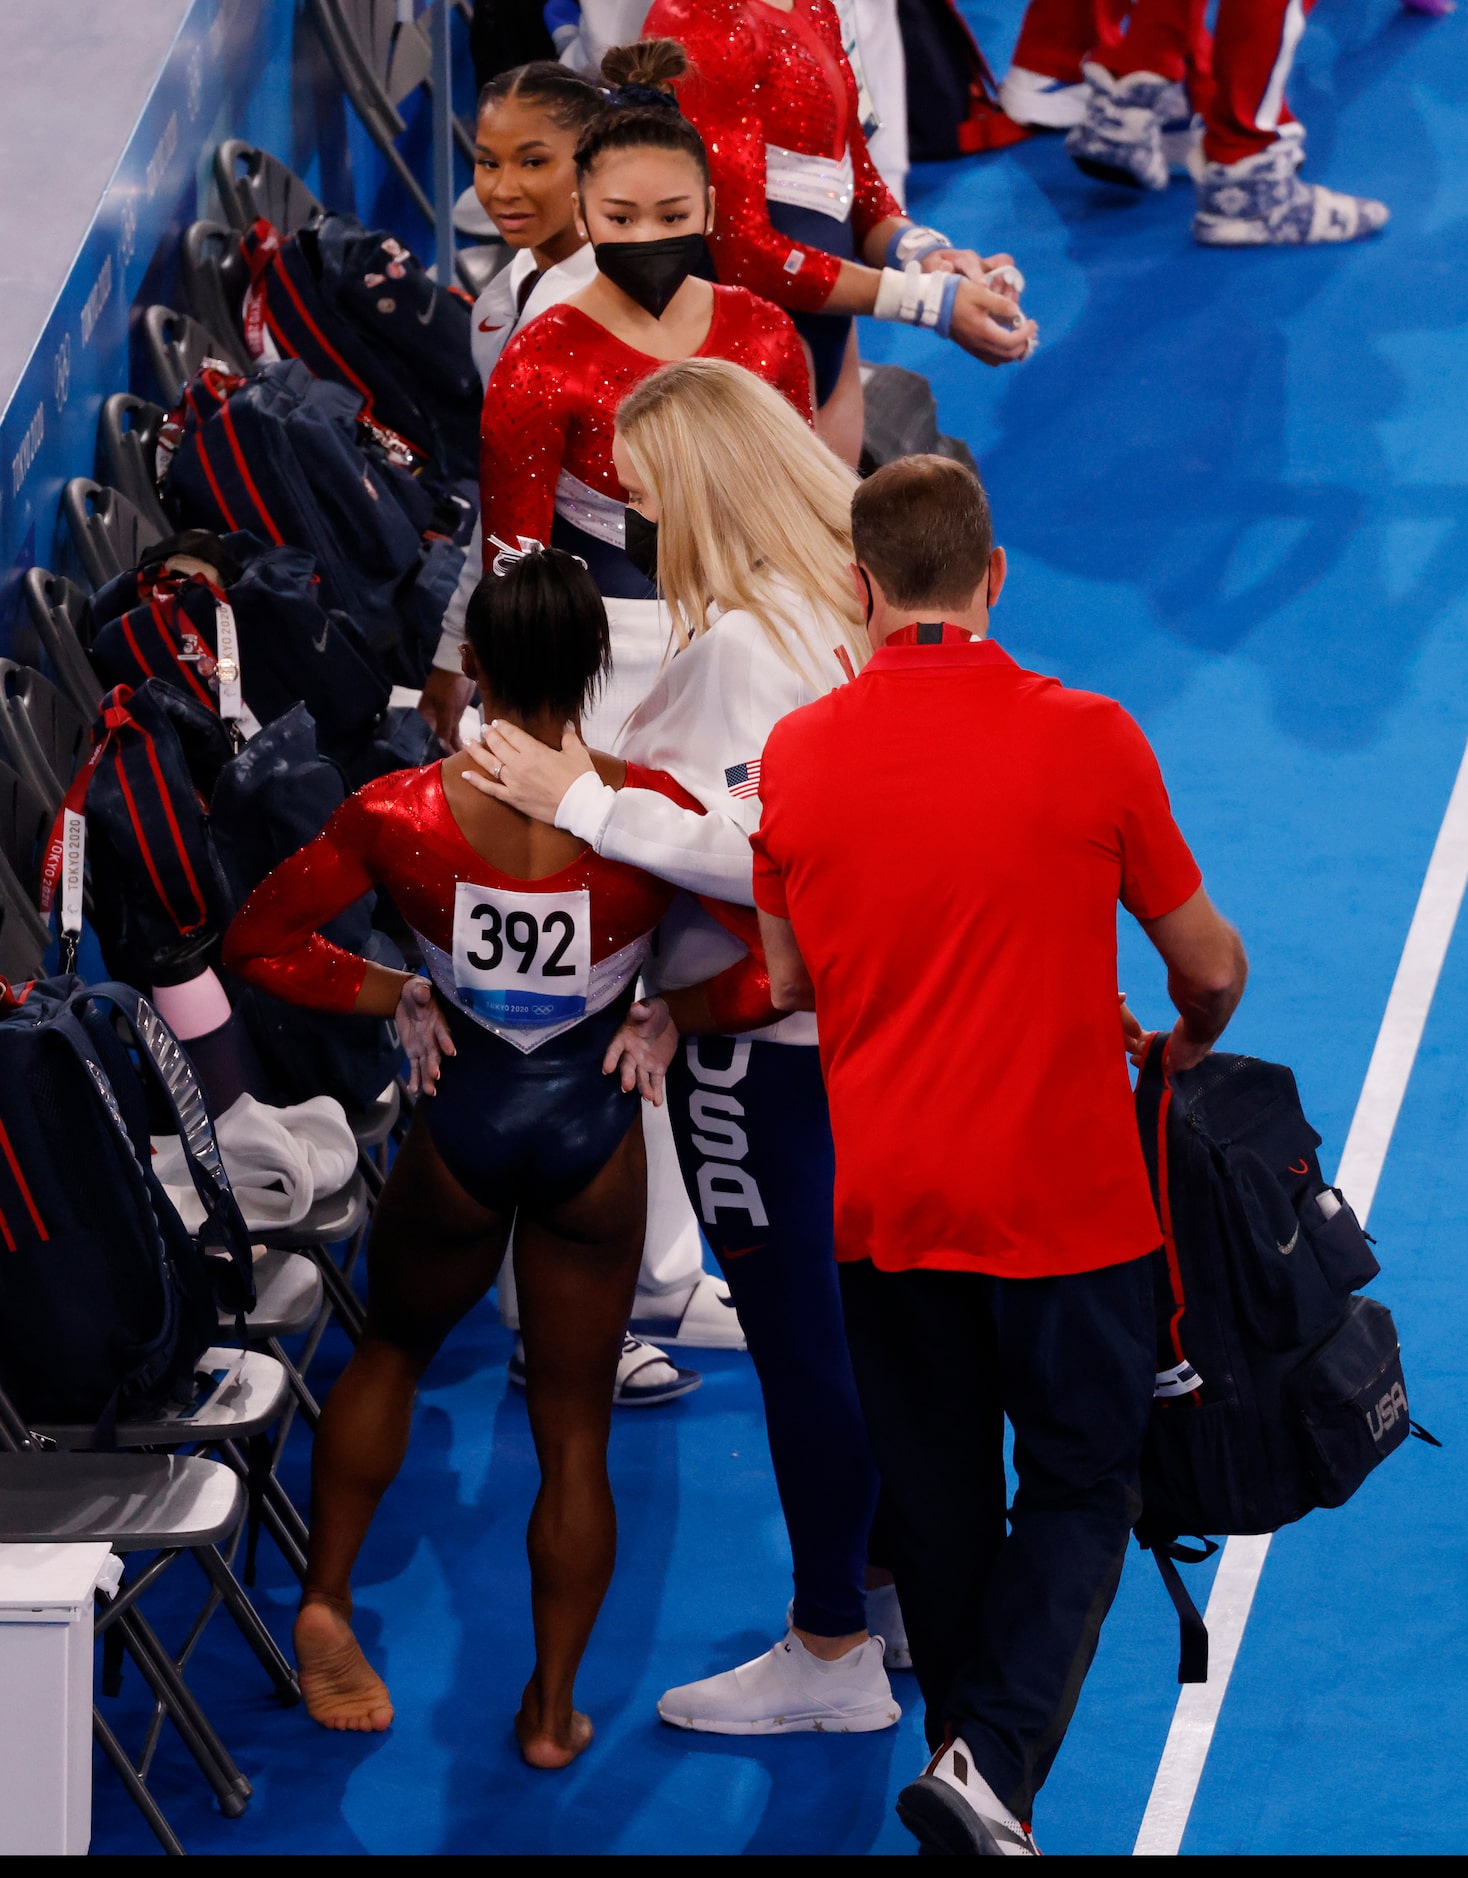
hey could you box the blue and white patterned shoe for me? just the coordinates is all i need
[1193,132,1390,246]
[1065,63,1187,192]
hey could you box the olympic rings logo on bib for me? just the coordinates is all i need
[451,882,592,1028]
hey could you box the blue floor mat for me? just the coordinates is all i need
[88,2,1468,1854]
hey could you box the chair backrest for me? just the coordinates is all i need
[213,138,325,235]
[142,305,235,409]
[0,661,94,813]
[0,755,55,895]
[18,568,104,719]
[98,393,171,534]
[180,220,252,372]
[308,3,476,282]
[0,846,48,986]
[62,479,166,591]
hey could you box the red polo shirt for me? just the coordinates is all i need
[751,638,1202,1278]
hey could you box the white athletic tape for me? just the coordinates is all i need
[1134,725,1468,1855]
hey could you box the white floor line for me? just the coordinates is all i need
[1133,728,1468,1858]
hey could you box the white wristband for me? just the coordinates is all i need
[873,264,951,332]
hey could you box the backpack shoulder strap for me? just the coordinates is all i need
[58,983,255,1313]
[1145,1539,1215,1684]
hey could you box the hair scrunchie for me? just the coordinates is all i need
[606,82,681,114]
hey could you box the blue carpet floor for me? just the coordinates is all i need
[89,2,1468,1854]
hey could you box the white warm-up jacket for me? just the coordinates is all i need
[556,590,853,1044]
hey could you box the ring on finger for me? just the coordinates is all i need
[493,760,504,781]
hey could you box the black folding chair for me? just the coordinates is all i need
[18,566,104,718]
[212,138,324,236]
[0,660,92,813]
[305,2,478,286]
[142,305,233,409]
[0,843,48,981]
[0,1381,296,1855]
[0,752,58,892]
[62,478,165,591]
[179,220,252,372]
[98,393,172,534]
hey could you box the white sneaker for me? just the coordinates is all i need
[657,1632,900,1735]
[630,1269,746,1350]
[865,1581,913,1671]
[1193,131,1389,247]
[998,64,1090,130]
[897,1737,1041,1856]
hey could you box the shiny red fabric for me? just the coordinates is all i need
[643,0,903,313]
[480,289,811,555]
[223,760,774,1031]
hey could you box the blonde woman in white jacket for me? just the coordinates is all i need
[464,358,908,1737]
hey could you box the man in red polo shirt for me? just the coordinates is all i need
[751,456,1247,1857]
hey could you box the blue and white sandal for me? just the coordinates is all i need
[508,1333,702,1407]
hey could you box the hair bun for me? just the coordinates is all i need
[599,35,690,95]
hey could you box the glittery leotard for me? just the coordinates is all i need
[642,0,902,315]
[223,761,773,1204]
[480,286,812,599]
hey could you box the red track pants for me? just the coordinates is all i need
[1010,0,1319,163]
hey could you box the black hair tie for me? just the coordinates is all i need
[607,82,681,114]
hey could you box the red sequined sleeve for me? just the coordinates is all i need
[655,1,845,315]
[480,323,570,553]
[222,794,380,1014]
[626,762,778,1032]
[763,306,815,424]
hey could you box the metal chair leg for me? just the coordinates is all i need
[93,1708,186,1856]
[117,1607,250,1814]
[193,1544,301,1705]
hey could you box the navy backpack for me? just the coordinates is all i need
[240,213,479,490]
[0,976,254,1432]
[1132,1037,1434,1680]
[161,359,467,684]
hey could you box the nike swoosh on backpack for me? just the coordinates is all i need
[479,318,505,331]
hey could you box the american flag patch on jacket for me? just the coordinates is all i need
[724,759,762,799]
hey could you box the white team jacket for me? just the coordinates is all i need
[557,590,853,1045]
[433,242,599,672]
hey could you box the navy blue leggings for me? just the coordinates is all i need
[665,1035,878,1637]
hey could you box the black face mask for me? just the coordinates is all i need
[624,506,660,581]
[594,233,707,319]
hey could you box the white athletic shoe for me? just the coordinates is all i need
[630,1269,747,1350]
[1065,63,1186,192]
[998,64,1090,130]
[865,1581,913,1671]
[897,1737,1041,1857]
[657,1632,900,1736]
[1193,132,1389,247]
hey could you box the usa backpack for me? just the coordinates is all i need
[160,359,468,685]
[1132,1037,1434,1680]
[89,530,391,778]
[0,975,255,1432]
[240,214,479,491]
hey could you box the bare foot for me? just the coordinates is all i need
[515,1703,594,1770]
[294,1599,395,1732]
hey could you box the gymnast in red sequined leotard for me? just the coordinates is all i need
[482,287,811,590]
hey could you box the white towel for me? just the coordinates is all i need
[154,1093,357,1233]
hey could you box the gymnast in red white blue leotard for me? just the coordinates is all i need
[222,544,772,1766]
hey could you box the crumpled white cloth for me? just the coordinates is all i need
[154,1093,357,1233]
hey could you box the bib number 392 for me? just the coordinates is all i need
[451,883,591,1028]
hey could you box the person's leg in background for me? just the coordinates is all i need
[896,1254,1156,1856]
[655,1036,898,1733]
[1001,0,1133,129]
[1192,0,1388,245]
[1064,0,1212,191]
[838,1259,1008,1738]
